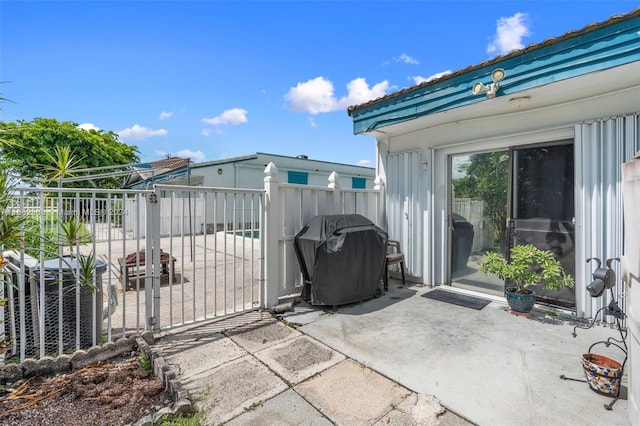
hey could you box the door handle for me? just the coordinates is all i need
[404,212,409,220]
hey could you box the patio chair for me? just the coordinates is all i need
[384,240,406,290]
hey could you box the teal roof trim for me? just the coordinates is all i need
[351,13,640,134]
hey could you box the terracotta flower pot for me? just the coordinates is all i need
[581,353,623,395]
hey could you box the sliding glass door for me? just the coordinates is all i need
[449,142,575,308]
[450,151,509,296]
[510,142,575,308]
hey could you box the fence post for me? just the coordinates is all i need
[328,171,341,214]
[374,175,385,228]
[145,188,161,332]
[263,162,280,308]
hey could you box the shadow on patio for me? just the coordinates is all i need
[290,281,630,425]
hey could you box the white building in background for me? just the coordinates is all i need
[122,152,376,237]
[124,152,375,190]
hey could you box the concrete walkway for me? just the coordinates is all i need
[148,282,631,425]
[150,309,471,425]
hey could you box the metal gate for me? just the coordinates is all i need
[145,184,264,331]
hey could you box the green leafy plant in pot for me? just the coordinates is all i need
[480,244,575,313]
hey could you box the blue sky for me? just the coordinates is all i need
[1,1,637,167]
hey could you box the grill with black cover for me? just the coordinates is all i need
[294,214,387,306]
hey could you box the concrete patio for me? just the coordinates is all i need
[293,283,630,425]
[149,281,631,425]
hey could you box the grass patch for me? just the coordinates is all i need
[155,411,206,425]
[244,401,263,412]
[137,354,152,372]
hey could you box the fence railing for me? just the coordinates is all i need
[8,193,134,242]
[2,188,155,363]
[1,163,385,363]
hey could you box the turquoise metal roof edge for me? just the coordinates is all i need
[351,14,640,134]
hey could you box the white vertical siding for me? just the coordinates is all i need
[576,113,640,321]
[386,151,424,280]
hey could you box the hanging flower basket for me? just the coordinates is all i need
[581,353,623,395]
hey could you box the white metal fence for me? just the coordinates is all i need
[264,166,384,305]
[1,163,385,362]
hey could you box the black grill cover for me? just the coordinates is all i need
[294,214,388,306]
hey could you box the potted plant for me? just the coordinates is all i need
[480,244,575,313]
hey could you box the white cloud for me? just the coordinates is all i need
[411,70,452,85]
[394,53,419,65]
[78,123,100,131]
[341,78,392,108]
[357,159,373,167]
[202,108,248,126]
[158,111,174,120]
[308,117,317,128]
[285,77,392,115]
[118,124,168,141]
[487,12,530,55]
[175,149,205,161]
[201,127,223,136]
[285,77,338,114]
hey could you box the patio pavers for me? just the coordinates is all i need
[182,354,288,425]
[225,389,333,426]
[225,317,301,353]
[254,334,346,385]
[156,334,246,378]
[149,296,470,425]
[373,393,447,426]
[294,358,412,426]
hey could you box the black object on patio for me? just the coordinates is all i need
[451,213,474,274]
[294,214,388,306]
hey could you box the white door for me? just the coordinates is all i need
[386,151,423,280]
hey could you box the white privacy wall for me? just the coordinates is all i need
[575,113,640,321]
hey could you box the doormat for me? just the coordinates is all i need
[421,289,491,310]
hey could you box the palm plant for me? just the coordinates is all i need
[59,216,91,255]
[39,144,84,186]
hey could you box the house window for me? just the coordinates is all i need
[352,177,366,189]
[288,171,308,185]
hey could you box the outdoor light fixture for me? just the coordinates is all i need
[586,257,618,297]
[471,68,506,98]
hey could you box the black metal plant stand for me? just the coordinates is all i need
[560,257,628,411]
